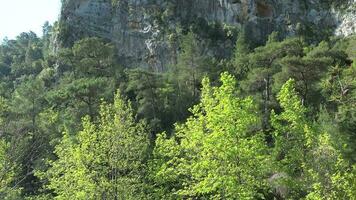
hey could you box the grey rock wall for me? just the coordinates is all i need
[334,0,356,36]
[57,0,356,71]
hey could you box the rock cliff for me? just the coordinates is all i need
[57,0,356,71]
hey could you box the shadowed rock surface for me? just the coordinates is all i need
[56,0,356,71]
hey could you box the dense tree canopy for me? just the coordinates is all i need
[150,73,270,199]
[41,90,149,199]
[0,19,355,199]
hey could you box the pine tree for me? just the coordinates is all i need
[321,60,356,162]
[241,33,304,131]
[49,37,118,126]
[71,37,116,77]
[7,77,47,194]
[175,31,206,99]
[11,77,46,132]
[273,40,349,107]
[126,69,164,133]
[231,28,251,79]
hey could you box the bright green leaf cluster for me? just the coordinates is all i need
[42,90,149,199]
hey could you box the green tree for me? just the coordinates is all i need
[11,77,46,131]
[150,73,270,199]
[231,28,251,79]
[0,139,22,199]
[321,60,356,161]
[10,32,43,78]
[66,77,115,119]
[7,77,48,194]
[271,79,313,198]
[42,90,149,199]
[47,37,118,129]
[71,37,116,77]
[241,34,304,131]
[126,69,164,133]
[174,31,207,99]
[41,21,53,59]
[162,31,217,129]
[271,79,355,199]
[274,41,349,107]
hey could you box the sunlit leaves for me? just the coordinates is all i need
[150,73,270,199]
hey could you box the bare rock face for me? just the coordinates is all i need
[57,0,356,71]
[334,0,356,36]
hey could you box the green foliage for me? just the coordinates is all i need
[150,73,270,199]
[0,139,22,199]
[271,79,310,198]
[71,37,116,77]
[11,77,46,129]
[272,39,349,106]
[241,34,304,130]
[125,69,165,132]
[173,31,218,99]
[42,90,149,199]
[112,0,119,7]
[0,20,355,199]
[271,79,355,199]
[231,28,251,79]
[321,60,356,161]
[47,37,118,129]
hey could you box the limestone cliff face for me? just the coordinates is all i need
[335,0,356,36]
[58,0,356,71]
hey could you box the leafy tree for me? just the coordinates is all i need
[271,79,355,199]
[150,73,270,199]
[304,133,356,200]
[42,90,149,199]
[0,139,22,199]
[271,79,314,198]
[0,21,355,199]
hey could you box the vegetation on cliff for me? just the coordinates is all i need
[0,3,355,199]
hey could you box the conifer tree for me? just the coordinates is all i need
[232,28,251,79]
[175,31,206,99]
[126,69,164,133]
[241,33,304,131]
[273,41,349,107]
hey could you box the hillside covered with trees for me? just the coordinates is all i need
[1,1,356,199]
